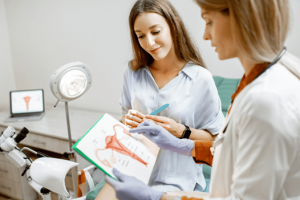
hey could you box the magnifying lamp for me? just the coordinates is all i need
[49,61,92,197]
[50,62,92,102]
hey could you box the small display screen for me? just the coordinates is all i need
[11,90,44,114]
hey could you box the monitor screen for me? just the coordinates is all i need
[11,90,44,114]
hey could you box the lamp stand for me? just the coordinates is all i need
[65,102,78,198]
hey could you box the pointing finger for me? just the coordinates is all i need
[129,126,156,135]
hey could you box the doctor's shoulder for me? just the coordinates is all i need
[248,62,300,105]
[233,65,300,130]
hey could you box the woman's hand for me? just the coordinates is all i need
[105,168,164,200]
[124,109,145,129]
[129,120,194,156]
[145,115,185,138]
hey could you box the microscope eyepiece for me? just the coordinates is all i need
[0,126,15,145]
[14,127,29,144]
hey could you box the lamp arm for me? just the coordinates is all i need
[64,102,78,197]
[54,99,60,107]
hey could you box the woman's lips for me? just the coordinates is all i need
[150,47,161,54]
[212,45,217,52]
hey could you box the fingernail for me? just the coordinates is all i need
[130,110,137,114]
[125,119,132,123]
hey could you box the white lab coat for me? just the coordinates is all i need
[209,53,300,200]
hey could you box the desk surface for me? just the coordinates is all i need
[0,105,123,142]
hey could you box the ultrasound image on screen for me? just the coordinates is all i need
[11,90,44,114]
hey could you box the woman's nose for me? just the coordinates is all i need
[203,29,211,41]
[146,35,155,48]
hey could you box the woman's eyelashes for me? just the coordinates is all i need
[206,21,212,26]
[137,30,161,39]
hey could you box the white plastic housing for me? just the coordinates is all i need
[1,137,17,151]
[6,149,27,168]
[30,158,79,197]
[0,126,15,144]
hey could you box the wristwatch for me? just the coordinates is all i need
[181,124,191,139]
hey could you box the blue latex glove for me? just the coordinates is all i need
[129,120,194,156]
[105,168,164,200]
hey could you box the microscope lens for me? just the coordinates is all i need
[14,127,29,144]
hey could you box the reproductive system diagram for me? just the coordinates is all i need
[94,124,149,169]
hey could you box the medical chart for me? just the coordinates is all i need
[73,114,159,184]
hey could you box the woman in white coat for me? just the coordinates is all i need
[105,0,300,200]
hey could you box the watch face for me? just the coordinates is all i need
[181,125,191,139]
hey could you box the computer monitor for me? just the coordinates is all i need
[10,89,45,117]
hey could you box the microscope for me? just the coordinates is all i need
[0,126,83,200]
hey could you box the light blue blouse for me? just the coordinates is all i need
[119,62,224,192]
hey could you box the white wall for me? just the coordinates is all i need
[285,0,300,59]
[0,0,15,112]
[4,0,136,115]
[3,0,300,115]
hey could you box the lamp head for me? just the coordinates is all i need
[50,62,92,102]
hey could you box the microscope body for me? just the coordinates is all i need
[0,126,83,200]
[0,126,30,168]
[0,126,52,200]
[3,139,28,168]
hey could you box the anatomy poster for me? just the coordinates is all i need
[11,90,44,114]
[75,114,159,184]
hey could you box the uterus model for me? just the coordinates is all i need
[95,124,148,168]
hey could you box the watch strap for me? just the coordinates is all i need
[181,124,191,139]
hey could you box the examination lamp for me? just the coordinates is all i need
[50,62,92,102]
[49,61,92,197]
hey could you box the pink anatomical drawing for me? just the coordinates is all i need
[14,95,41,110]
[11,91,43,113]
[76,114,159,184]
[23,96,31,110]
[95,124,148,168]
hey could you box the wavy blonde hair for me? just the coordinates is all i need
[195,0,290,63]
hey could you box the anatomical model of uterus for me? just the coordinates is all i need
[96,124,148,168]
[23,96,31,110]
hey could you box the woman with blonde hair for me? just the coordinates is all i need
[105,0,300,199]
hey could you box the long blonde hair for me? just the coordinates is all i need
[129,0,206,71]
[195,0,290,63]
